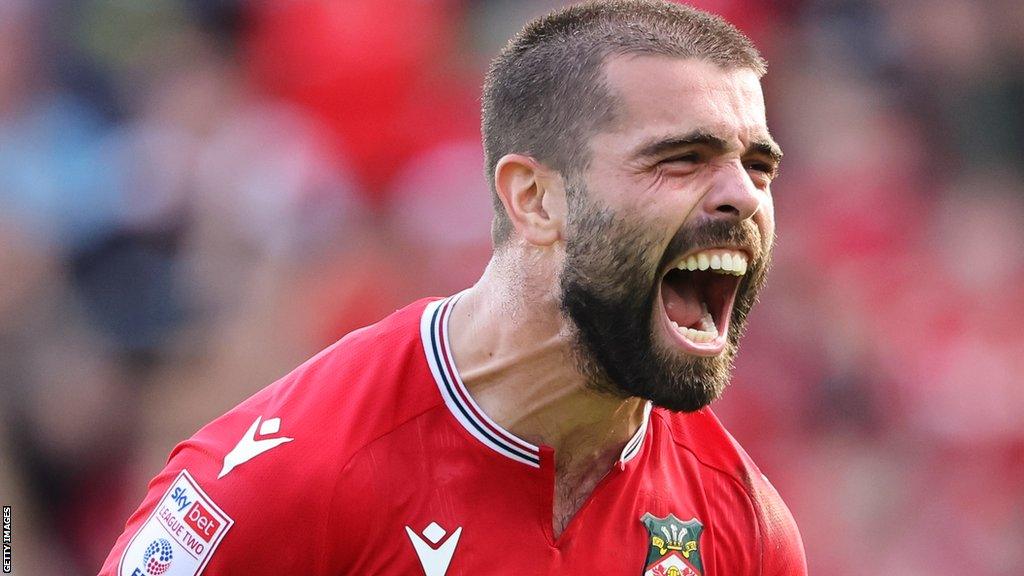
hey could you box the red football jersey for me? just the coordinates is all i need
[100,296,806,575]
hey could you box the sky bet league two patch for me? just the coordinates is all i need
[118,470,233,576]
[640,513,705,576]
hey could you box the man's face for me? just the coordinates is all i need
[558,56,780,412]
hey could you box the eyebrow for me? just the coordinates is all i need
[633,129,784,165]
[748,139,784,164]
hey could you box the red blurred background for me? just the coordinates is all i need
[1,0,1022,574]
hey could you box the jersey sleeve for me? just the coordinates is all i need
[99,302,438,576]
[97,405,334,576]
[751,472,807,576]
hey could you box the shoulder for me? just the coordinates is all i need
[654,407,758,484]
[99,298,446,575]
[195,297,445,481]
[654,407,808,575]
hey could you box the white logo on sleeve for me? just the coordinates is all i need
[405,522,462,576]
[218,416,293,479]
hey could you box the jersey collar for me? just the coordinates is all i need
[421,294,653,468]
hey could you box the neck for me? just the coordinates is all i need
[447,256,648,478]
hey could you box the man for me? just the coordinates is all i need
[101,1,806,574]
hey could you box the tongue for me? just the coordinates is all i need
[662,275,703,329]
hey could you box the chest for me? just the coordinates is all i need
[329,424,759,575]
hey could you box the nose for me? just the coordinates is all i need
[700,163,761,223]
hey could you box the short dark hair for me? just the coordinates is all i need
[482,0,767,246]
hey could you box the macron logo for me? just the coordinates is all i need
[405,522,462,576]
[218,416,293,479]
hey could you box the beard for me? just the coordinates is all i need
[558,185,772,412]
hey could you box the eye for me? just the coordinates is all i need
[660,152,700,165]
[744,161,774,175]
[745,161,779,187]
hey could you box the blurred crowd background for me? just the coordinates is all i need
[1,0,1022,574]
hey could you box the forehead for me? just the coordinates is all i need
[599,55,768,145]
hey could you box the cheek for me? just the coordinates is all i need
[646,184,707,238]
[758,195,776,241]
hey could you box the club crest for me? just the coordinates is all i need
[640,513,704,576]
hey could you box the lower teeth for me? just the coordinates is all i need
[678,325,716,343]
[699,302,716,333]
[668,302,718,344]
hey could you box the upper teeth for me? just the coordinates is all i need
[676,249,748,275]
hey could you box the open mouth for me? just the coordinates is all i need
[658,248,747,355]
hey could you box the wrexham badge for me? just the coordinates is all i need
[640,513,704,576]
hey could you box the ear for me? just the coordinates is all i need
[493,154,565,247]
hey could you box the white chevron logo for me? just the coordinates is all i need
[219,416,293,479]
[405,522,462,576]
